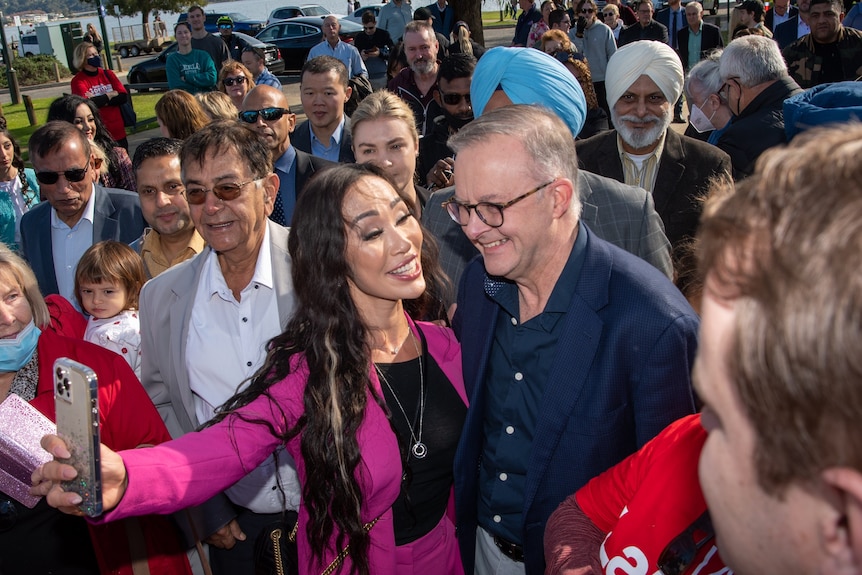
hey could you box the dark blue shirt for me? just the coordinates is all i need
[513,4,542,46]
[476,223,587,543]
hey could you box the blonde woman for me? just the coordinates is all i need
[195,91,238,120]
[155,90,210,139]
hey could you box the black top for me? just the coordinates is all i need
[0,494,99,574]
[377,340,466,545]
[354,28,394,53]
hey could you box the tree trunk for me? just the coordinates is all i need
[454,0,485,45]
[141,13,151,41]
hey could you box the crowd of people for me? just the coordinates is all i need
[0,1,861,574]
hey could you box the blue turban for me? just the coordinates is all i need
[471,46,587,138]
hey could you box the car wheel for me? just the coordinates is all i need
[120,46,129,58]
[131,46,140,56]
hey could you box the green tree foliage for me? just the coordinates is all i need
[100,0,197,40]
[0,54,71,87]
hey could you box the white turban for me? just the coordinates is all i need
[605,41,684,109]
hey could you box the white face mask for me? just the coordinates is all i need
[689,102,717,133]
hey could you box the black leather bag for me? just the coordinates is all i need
[253,510,299,575]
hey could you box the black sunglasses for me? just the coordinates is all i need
[440,91,471,106]
[35,162,92,185]
[657,512,715,575]
[223,76,246,86]
[238,107,289,124]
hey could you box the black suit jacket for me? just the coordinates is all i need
[655,7,685,47]
[618,20,669,46]
[20,186,145,297]
[575,129,731,252]
[775,14,802,48]
[677,22,724,69]
[292,118,355,163]
[765,6,798,32]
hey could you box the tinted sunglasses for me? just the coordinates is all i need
[657,511,715,575]
[223,76,246,86]
[35,162,93,185]
[603,11,616,16]
[440,91,471,106]
[581,7,595,13]
[218,24,233,29]
[185,179,260,205]
[238,107,289,123]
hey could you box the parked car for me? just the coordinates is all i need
[266,5,332,26]
[255,16,362,71]
[346,4,385,23]
[177,12,266,35]
[126,32,285,88]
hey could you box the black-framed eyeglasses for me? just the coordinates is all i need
[442,179,555,228]
[439,90,471,106]
[238,107,289,124]
[223,76,246,86]
[657,511,715,575]
[582,7,595,13]
[185,178,262,205]
[35,161,94,185]
[0,499,18,532]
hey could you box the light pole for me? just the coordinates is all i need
[97,0,114,70]
[0,12,20,104]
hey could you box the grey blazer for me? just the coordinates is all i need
[422,171,673,304]
[138,220,296,538]
[292,118,356,163]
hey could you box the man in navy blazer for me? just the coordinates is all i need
[447,105,698,575]
[21,121,144,304]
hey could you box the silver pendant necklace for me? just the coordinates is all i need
[375,329,427,459]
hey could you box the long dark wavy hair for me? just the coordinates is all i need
[47,94,123,186]
[212,163,449,574]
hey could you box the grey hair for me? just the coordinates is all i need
[719,35,786,87]
[685,50,724,100]
[449,104,581,212]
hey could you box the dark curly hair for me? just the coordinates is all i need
[212,163,449,574]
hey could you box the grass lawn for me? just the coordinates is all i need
[4,92,161,161]
[482,10,518,28]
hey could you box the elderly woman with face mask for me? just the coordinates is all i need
[0,245,192,575]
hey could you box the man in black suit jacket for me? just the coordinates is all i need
[619,1,669,45]
[21,122,144,303]
[293,56,356,164]
[577,40,731,284]
[765,0,799,31]
[240,85,335,226]
[677,1,725,70]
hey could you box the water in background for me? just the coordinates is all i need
[6,0,509,44]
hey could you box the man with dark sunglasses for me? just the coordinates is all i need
[19,121,143,307]
[216,15,252,62]
[239,85,334,226]
[417,53,476,190]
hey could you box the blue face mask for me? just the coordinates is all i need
[0,321,41,372]
[87,55,102,69]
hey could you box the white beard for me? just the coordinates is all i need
[611,106,672,151]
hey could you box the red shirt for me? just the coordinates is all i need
[576,415,727,575]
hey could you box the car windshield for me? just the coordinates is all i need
[303,6,330,15]
[229,13,252,20]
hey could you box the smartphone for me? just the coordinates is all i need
[53,358,102,517]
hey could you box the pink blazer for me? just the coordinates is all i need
[96,317,465,574]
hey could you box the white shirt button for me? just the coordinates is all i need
[499,472,508,481]
[510,316,517,325]
[506,426,514,435]
[493,515,502,523]
[514,372,523,381]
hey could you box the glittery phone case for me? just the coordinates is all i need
[0,393,56,508]
[53,358,102,517]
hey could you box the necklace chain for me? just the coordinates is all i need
[375,328,427,459]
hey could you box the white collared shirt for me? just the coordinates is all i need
[51,185,96,309]
[186,224,299,512]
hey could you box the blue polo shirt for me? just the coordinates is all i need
[477,222,588,544]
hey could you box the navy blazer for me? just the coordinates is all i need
[20,186,144,297]
[618,19,669,45]
[774,14,802,48]
[765,5,798,32]
[292,118,355,164]
[677,22,724,69]
[452,225,698,575]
